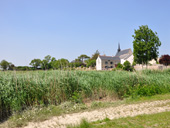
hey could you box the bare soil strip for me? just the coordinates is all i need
[24,100,170,128]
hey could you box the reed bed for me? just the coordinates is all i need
[1,69,170,121]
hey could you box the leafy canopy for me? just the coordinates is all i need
[123,61,133,71]
[41,55,52,70]
[86,50,100,67]
[0,60,9,70]
[159,55,170,66]
[29,59,41,69]
[78,54,90,63]
[51,58,69,69]
[132,25,161,65]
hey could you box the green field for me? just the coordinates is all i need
[69,111,170,128]
[1,69,170,121]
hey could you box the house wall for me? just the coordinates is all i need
[101,60,120,70]
[96,57,102,70]
[120,55,134,65]
[126,54,134,65]
[120,59,126,65]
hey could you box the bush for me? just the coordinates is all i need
[116,63,123,69]
[123,61,133,71]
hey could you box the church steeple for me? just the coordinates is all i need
[118,43,121,53]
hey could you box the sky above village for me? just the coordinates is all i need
[0,0,170,66]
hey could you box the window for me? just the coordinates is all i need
[111,66,113,68]
[105,66,108,69]
[105,61,108,64]
[110,62,113,64]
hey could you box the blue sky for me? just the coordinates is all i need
[0,0,170,66]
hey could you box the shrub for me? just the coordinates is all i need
[123,61,133,71]
[116,63,123,69]
[159,55,170,66]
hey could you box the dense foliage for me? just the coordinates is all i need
[116,61,133,71]
[1,70,170,121]
[159,55,170,66]
[29,59,41,69]
[116,63,123,69]
[123,61,133,71]
[132,25,161,65]
[0,60,15,71]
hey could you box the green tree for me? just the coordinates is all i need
[86,50,100,68]
[78,54,90,63]
[41,55,51,70]
[50,57,56,69]
[52,58,69,69]
[91,50,100,60]
[29,59,41,69]
[87,60,96,67]
[70,58,84,68]
[0,60,9,70]
[8,63,15,70]
[132,25,161,65]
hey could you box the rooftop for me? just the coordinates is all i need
[99,55,120,60]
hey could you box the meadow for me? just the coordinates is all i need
[1,69,170,121]
[68,111,170,128]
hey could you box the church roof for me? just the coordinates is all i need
[120,53,133,59]
[115,48,132,57]
[99,55,120,60]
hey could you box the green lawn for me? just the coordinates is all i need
[70,111,170,128]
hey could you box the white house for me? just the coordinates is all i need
[96,44,134,70]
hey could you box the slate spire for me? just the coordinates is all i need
[118,43,121,53]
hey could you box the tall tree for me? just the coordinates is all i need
[0,60,9,70]
[41,55,52,70]
[87,60,96,67]
[78,54,90,63]
[52,58,69,69]
[8,63,15,70]
[132,25,161,65]
[50,57,56,69]
[159,55,170,66]
[86,50,100,67]
[91,50,100,60]
[29,59,41,69]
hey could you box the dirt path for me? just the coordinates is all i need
[25,100,170,128]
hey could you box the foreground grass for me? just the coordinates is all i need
[69,111,170,128]
[1,93,170,128]
[1,69,170,122]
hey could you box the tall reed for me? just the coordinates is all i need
[1,69,170,121]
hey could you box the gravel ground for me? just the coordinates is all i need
[24,99,170,128]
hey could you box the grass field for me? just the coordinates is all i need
[1,69,170,121]
[1,93,170,128]
[68,111,170,128]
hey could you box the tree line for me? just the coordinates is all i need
[0,50,100,71]
[1,25,170,71]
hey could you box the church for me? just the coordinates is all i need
[96,44,134,70]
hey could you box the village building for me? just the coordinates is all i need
[96,44,134,70]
